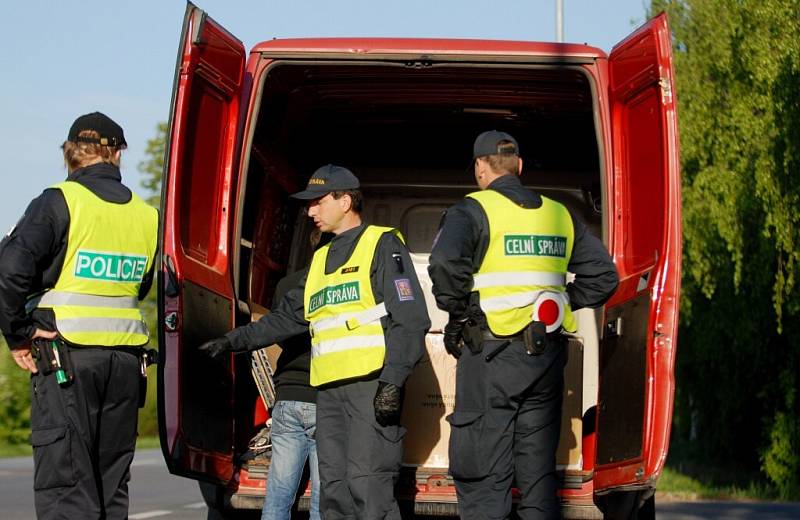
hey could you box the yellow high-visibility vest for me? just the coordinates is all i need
[467,189,577,335]
[304,225,402,387]
[34,180,158,346]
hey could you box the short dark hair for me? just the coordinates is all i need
[482,139,520,176]
[332,190,363,213]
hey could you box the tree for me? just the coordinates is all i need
[651,0,800,498]
[136,121,168,437]
[138,122,168,206]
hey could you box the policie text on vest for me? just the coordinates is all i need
[74,250,148,283]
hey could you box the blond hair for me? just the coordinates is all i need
[62,130,124,172]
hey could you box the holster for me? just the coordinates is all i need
[32,338,74,385]
[522,321,548,356]
[462,316,485,354]
[31,340,52,375]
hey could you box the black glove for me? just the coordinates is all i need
[198,336,233,360]
[374,381,403,427]
[443,316,469,359]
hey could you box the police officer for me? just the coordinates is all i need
[199,164,430,520]
[429,131,618,519]
[0,112,158,519]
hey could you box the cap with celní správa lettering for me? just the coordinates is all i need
[67,112,127,147]
[290,164,360,200]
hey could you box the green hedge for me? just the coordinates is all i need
[0,336,32,446]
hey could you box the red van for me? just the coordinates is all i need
[157,3,681,518]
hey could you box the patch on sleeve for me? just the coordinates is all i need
[394,278,415,301]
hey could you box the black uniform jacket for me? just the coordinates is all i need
[226,223,431,388]
[428,175,619,318]
[0,163,156,349]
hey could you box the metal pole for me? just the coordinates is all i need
[556,0,564,42]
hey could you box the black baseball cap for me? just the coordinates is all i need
[67,112,127,147]
[473,130,519,160]
[291,164,360,200]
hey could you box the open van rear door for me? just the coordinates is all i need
[158,2,246,483]
[594,12,681,502]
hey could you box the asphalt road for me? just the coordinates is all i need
[1,449,799,519]
[0,448,205,519]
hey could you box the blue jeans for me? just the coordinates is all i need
[261,400,320,520]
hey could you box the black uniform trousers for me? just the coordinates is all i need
[448,336,566,520]
[316,376,405,520]
[30,347,140,520]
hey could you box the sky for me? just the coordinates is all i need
[0,0,649,233]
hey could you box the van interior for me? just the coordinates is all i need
[198,61,604,487]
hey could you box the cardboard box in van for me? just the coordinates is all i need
[157,4,681,518]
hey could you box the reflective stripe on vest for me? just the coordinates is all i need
[312,334,388,358]
[473,271,566,290]
[36,291,139,309]
[467,190,577,335]
[310,302,387,334]
[56,317,149,335]
[36,181,158,347]
[304,226,402,387]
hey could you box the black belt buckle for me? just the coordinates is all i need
[523,321,547,356]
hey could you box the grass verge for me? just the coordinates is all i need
[0,443,32,458]
[657,467,780,501]
[0,436,160,458]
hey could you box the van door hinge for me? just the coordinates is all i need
[659,77,672,100]
[164,254,180,297]
[606,317,623,338]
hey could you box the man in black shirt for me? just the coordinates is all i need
[260,231,329,520]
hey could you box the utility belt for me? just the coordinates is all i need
[458,312,563,361]
[31,338,158,407]
[483,322,563,357]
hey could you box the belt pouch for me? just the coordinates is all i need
[523,321,547,355]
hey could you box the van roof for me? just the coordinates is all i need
[251,38,607,60]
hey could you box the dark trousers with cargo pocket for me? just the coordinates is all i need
[448,336,566,520]
[30,347,140,520]
[316,376,405,520]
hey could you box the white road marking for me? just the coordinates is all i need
[182,502,207,509]
[129,510,172,519]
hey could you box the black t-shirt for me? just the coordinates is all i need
[271,269,316,404]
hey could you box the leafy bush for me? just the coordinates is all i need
[0,336,31,446]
